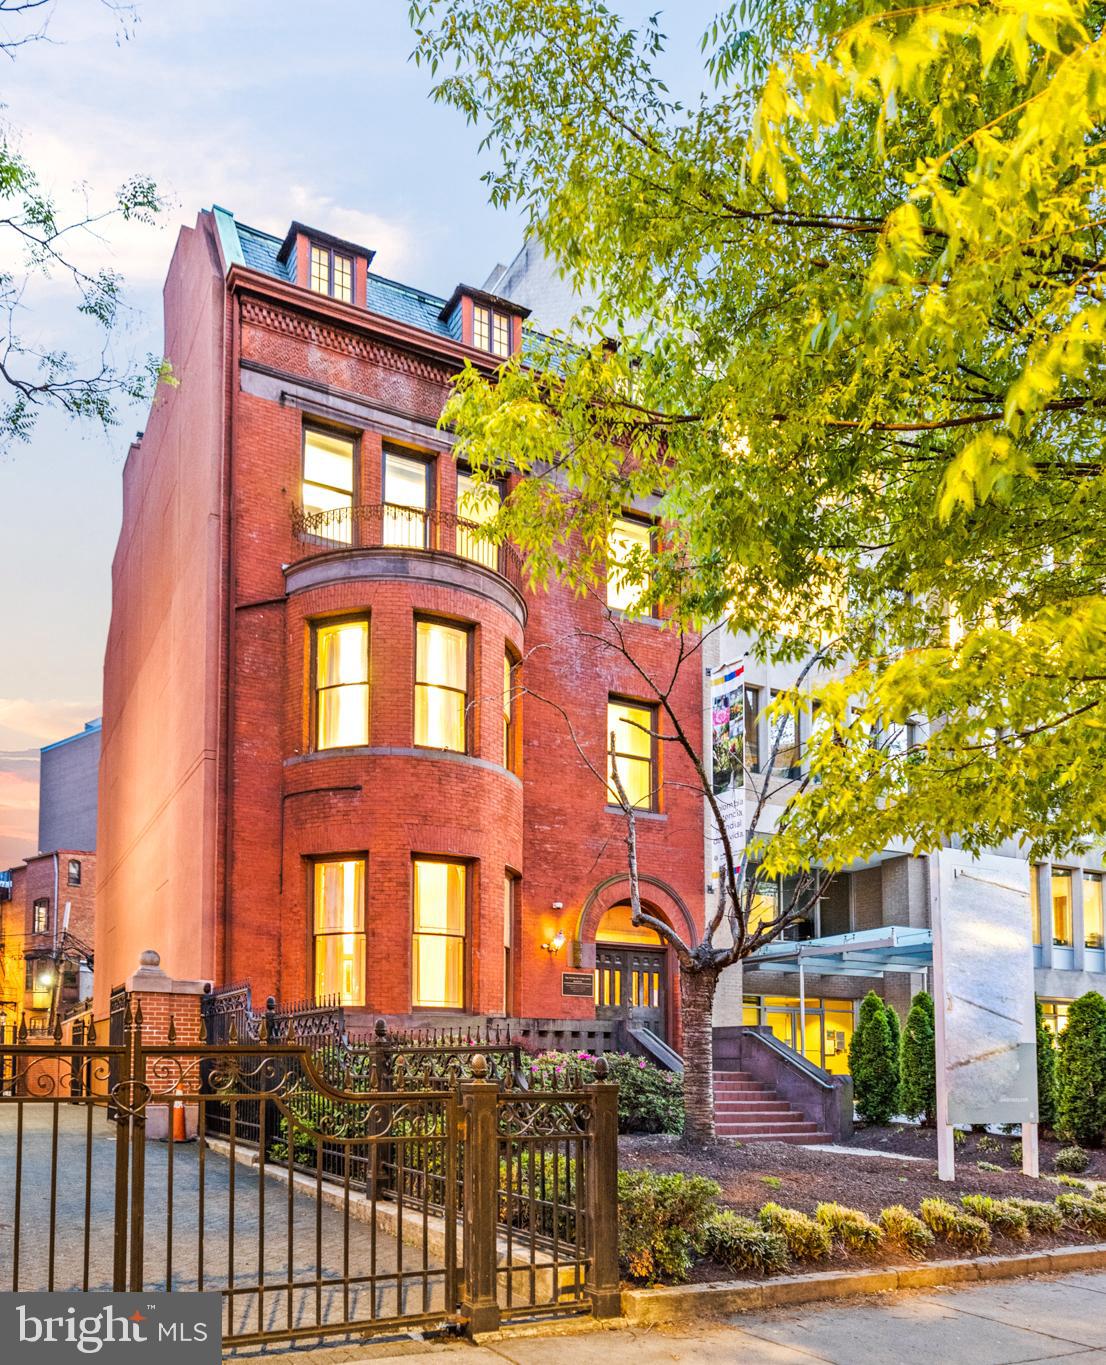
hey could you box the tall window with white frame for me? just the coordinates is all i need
[456,471,500,569]
[1085,872,1104,950]
[606,516,653,613]
[67,858,81,886]
[302,429,355,542]
[309,243,353,303]
[1052,867,1073,946]
[607,698,657,810]
[313,858,365,1006]
[412,859,466,1009]
[315,619,369,750]
[383,449,431,548]
[415,620,468,752]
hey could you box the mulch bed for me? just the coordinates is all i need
[619,1131,1105,1278]
[842,1122,1106,1178]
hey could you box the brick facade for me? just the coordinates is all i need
[1,849,95,1028]
[95,209,704,1043]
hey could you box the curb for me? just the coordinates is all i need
[622,1242,1106,1323]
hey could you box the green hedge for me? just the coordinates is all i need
[525,1050,684,1134]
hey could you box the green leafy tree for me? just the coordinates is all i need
[0,1,165,447]
[409,0,1106,868]
[1055,992,1106,1147]
[1036,996,1057,1132]
[849,991,899,1125]
[900,991,937,1125]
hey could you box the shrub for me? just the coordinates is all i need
[760,1175,782,1189]
[704,1210,790,1276]
[1057,1174,1089,1190]
[527,1051,684,1135]
[1037,996,1057,1131]
[1055,1145,1091,1173]
[1055,1193,1106,1236]
[815,1202,885,1253]
[1056,993,1106,1147]
[1007,1198,1064,1234]
[883,1000,902,1111]
[879,1205,935,1258]
[1010,1143,1023,1166]
[953,1128,967,1147]
[758,1203,832,1261]
[977,1134,1000,1152]
[960,1195,1029,1240]
[616,1171,720,1284]
[977,1160,1004,1172]
[899,991,936,1124]
[849,991,900,1125]
[919,1198,992,1252]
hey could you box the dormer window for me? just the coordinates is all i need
[474,305,511,358]
[310,243,353,302]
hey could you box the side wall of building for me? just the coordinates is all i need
[94,213,227,1012]
[38,725,101,854]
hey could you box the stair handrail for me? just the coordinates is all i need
[625,1022,684,1073]
[740,1025,839,1089]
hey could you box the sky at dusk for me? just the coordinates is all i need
[0,0,719,866]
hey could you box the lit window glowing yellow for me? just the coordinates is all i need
[607,517,652,612]
[314,859,365,1005]
[415,620,467,751]
[412,859,465,1008]
[473,305,490,351]
[607,699,655,809]
[457,472,499,569]
[315,620,369,749]
[302,429,354,542]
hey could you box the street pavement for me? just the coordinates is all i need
[230,1271,1106,1364]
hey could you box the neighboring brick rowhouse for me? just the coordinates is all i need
[95,208,705,1045]
[2,850,96,1023]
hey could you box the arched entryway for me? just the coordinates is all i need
[594,903,669,1041]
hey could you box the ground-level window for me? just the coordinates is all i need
[743,994,855,1075]
[32,898,49,934]
[412,859,466,1009]
[1039,998,1070,1036]
[606,698,656,810]
[1052,867,1073,946]
[67,858,81,886]
[312,859,365,1006]
[315,618,370,749]
[415,619,468,752]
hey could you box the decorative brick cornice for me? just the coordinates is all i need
[239,297,454,387]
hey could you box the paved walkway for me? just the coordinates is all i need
[237,1271,1106,1364]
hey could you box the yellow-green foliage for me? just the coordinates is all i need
[1006,1198,1063,1235]
[919,1198,992,1252]
[960,1195,1029,1240]
[1055,1193,1106,1237]
[758,1202,832,1261]
[879,1205,935,1259]
[705,1210,790,1276]
[616,1171,720,1285]
[815,1202,884,1253]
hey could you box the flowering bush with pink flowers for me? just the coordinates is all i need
[524,1050,684,1134]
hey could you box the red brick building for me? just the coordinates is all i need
[2,851,95,1031]
[94,208,703,1044]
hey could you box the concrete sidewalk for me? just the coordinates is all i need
[234,1269,1106,1364]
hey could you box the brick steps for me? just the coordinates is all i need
[712,1069,830,1143]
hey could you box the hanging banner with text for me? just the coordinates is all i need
[709,659,746,900]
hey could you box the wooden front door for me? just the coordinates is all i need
[594,944,668,1039]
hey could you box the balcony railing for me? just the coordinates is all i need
[290,501,525,594]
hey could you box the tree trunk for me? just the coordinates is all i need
[679,963,719,1146]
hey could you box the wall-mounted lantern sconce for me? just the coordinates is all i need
[541,930,566,955]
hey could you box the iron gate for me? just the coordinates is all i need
[0,1005,619,1347]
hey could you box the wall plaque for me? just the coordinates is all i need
[561,971,594,998]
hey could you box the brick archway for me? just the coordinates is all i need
[573,873,695,970]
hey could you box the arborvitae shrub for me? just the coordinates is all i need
[849,991,900,1124]
[1036,997,1057,1131]
[899,991,936,1125]
[883,1000,902,1112]
[705,1210,790,1275]
[1056,992,1106,1147]
[919,1197,992,1252]
[758,1203,832,1260]
[815,1202,884,1253]
[879,1205,935,1258]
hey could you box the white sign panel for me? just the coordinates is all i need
[932,850,1038,1127]
[709,660,746,892]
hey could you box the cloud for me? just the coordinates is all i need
[0,755,39,868]
[0,699,98,751]
[285,187,416,277]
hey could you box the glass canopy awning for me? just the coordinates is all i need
[746,925,934,977]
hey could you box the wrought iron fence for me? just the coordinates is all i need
[289,501,525,594]
[0,997,619,1348]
